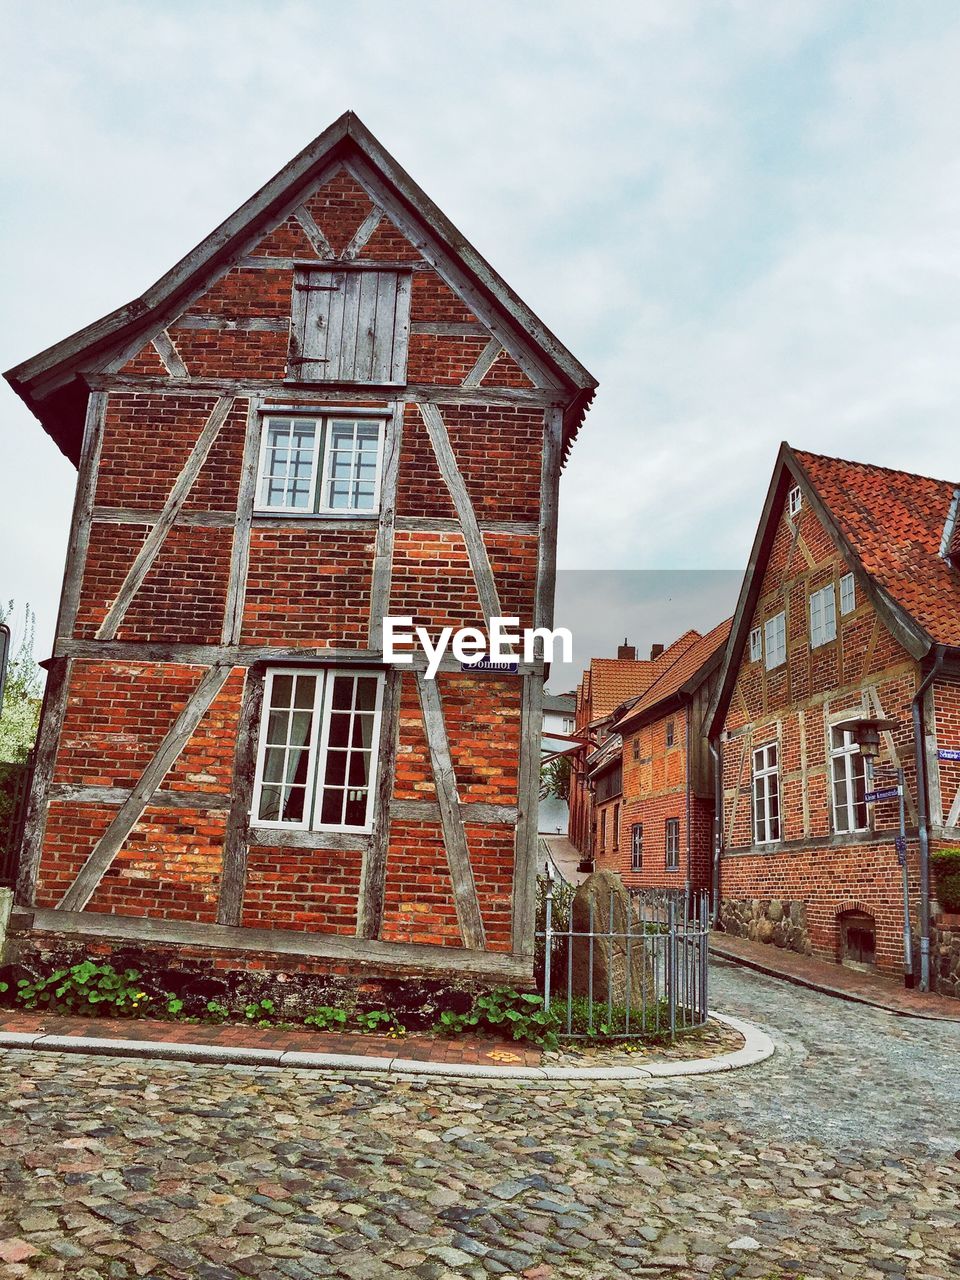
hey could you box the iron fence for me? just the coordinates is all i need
[536,862,710,1039]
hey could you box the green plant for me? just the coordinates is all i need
[204,999,229,1024]
[355,1008,405,1037]
[243,998,276,1025]
[15,961,150,1017]
[933,848,960,912]
[433,985,561,1050]
[164,995,185,1017]
[304,1005,349,1031]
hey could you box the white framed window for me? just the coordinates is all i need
[839,572,856,616]
[810,584,837,648]
[665,818,680,869]
[613,803,620,851]
[764,612,786,670]
[256,414,385,514]
[752,743,781,844]
[788,485,802,517]
[831,727,868,833]
[631,823,643,871]
[562,716,575,734]
[252,667,384,832]
[749,626,763,663]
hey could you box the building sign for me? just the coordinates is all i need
[937,747,960,762]
[865,785,901,804]
[461,658,520,674]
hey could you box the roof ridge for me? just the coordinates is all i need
[793,446,957,490]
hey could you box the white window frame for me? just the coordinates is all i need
[665,817,680,870]
[809,583,837,648]
[631,822,643,871]
[764,612,786,670]
[255,413,386,516]
[788,485,802,517]
[839,572,856,616]
[251,667,385,834]
[752,742,781,844]
[830,727,868,834]
[749,626,763,663]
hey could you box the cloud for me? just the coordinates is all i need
[0,1,957,660]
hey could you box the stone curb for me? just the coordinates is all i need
[0,1011,774,1082]
[709,943,960,1023]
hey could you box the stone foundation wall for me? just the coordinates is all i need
[932,913,960,1000]
[719,897,811,955]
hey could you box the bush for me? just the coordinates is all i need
[933,849,960,912]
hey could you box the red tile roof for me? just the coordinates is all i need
[794,451,960,648]
[616,619,732,730]
[586,658,656,721]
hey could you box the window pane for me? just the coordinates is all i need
[260,419,317,509]
[320,789,344,825]
[349,753,371,787]
[355,678,378,711]
[332,677,354,711]
[282,786,307,822]
[272,675,294,707]
[327,712,351,749]
[258,785,281,822]
[344,790,368,827]
[324,750,348,786]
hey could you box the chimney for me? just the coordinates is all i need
[617,638,636,660]
[650,643,664,660]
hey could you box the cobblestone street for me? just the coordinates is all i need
[0,963,957,1280]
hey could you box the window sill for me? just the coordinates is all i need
[253,510,379,520]
[249,825,372,851]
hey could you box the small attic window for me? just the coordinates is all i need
[788,485,803,517]
[288,266,412,384]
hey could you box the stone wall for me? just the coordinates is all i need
[932,912,960,1000]
[719,897,811,955]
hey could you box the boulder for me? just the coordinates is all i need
[570,871,652,1009]
[767,899,784,923]
[757,918,775,944]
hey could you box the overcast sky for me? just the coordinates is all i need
[2,1,958,671]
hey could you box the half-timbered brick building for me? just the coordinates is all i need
[5,112,596,990]
[710,445,960,992]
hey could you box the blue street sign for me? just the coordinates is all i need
[461,657,519,674]
[865,786,901,804]
[894,834,907,866]
[938,747,960,762]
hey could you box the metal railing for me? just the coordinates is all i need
[537,862,710,1039]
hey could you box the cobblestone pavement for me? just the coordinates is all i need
[0,964,957,1280]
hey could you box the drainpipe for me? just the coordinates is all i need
[911,645,945,992]
[709,736,723,928]
[685,703,692,899]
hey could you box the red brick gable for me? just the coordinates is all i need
[794,450,960,648]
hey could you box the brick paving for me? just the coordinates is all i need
[0,964,957,1279]
[710,932,960,1021]
[0,1012,541,1066]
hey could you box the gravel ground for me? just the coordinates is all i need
[0,961,956,1280]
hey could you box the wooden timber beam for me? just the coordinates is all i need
[221,396,262,645]
[356,667,401,939]
[27,908,529,979]
[15,658,73,907]
[416,672,486,950]
[59,663,233,912]
[417,402,503,627]
[367,403,402,650]
[96,396,235,640]
[511,672,544,957]
[216,666,265,927]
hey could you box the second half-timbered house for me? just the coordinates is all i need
[5,112,596,990]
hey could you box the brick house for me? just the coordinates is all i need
[600,621,731,890]
[709,445,960,992]
[567,643,661,862]
[4,112,597,990]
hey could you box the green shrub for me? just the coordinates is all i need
[433,985,561,1050]
[355,1008,405,1037]
[304,1005,349,1032]
[243,998,276,1025]
[933,849,960,912]
[16,961,149,1017]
